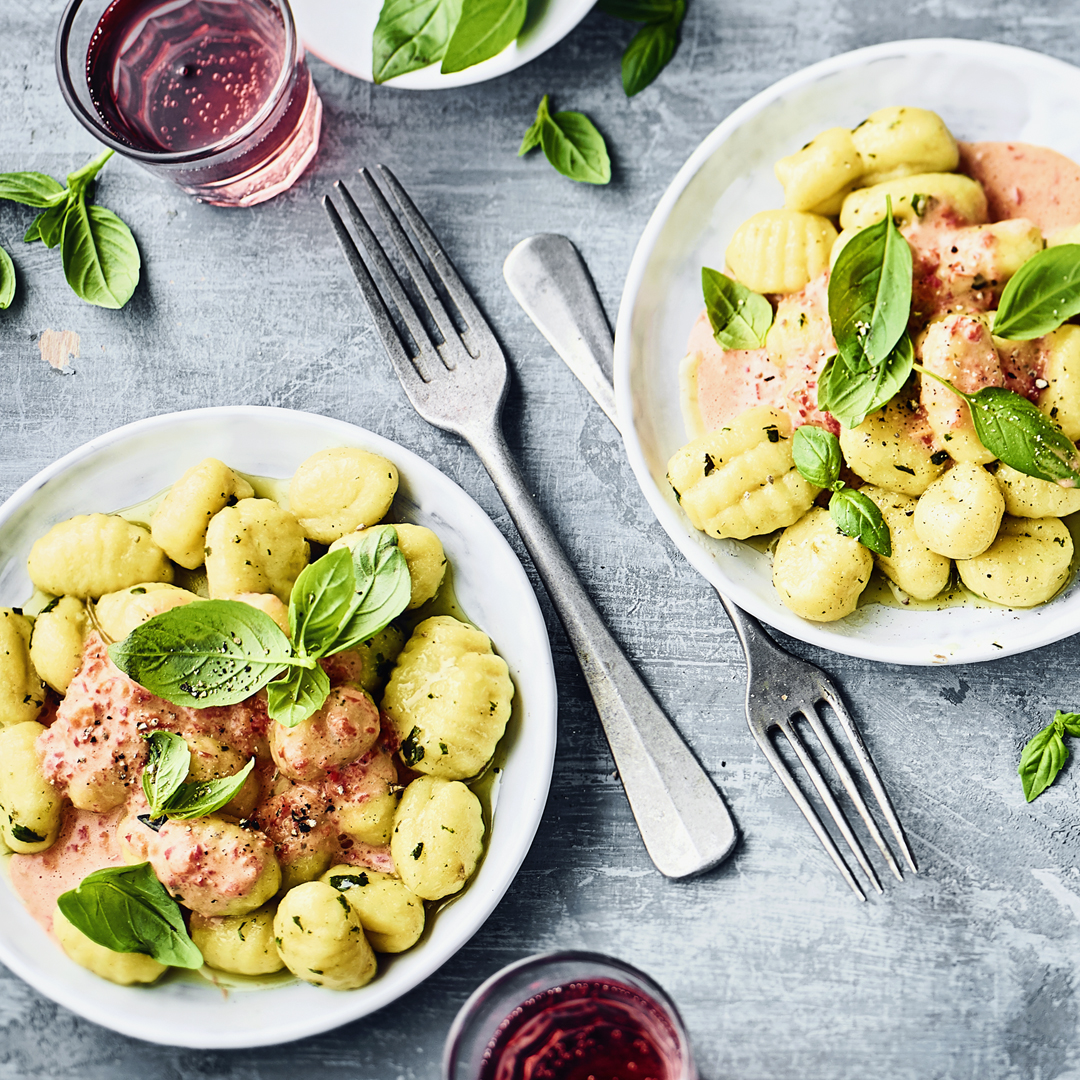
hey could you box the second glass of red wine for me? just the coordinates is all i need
[57,0,321,207]
[443,951,698,1080]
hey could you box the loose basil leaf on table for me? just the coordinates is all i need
[24,203,65,247]
[520,95,611,185]
[828,198,912,372]
[817,332,914,430]
[991,245,1080,340]
[0,171,67,207]
[61,200,141,310]
[0,245,14,309]
[829,487,891,557]
[142,731,192,818]
[619,2,683,97]
[791,425,842,489]
[372,0,462,83]
[164,758,255,819]
[441,0,526,74]
[57,863,204,969]
[701,267,773,350]
[1017,710,1080,802]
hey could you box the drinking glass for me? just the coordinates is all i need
[443,950,698,1080]
[56,0,322,207]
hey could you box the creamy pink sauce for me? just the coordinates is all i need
[687,140,1080,438]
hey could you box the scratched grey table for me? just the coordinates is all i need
[3,1,1080,1077]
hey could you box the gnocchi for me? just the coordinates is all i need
[725,210,838,295]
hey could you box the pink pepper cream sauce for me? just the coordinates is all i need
[8,634,399,935]
[684,141,1080,439]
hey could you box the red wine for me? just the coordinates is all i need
[86,0,287,154]
[478,979,681,1080]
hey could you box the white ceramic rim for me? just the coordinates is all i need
[613,37,1080,666]
[291,0,595,89]
[0,405,558,1047]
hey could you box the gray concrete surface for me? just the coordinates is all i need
[4,1,1080,1077]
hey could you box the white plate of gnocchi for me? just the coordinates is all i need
[0,406,557,1047]
[615,37,1080,665]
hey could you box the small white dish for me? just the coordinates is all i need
[292,0,595,88]
[0,405,557,1047]
[613,38,1080,666]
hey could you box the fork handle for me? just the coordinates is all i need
[468,423,737,879]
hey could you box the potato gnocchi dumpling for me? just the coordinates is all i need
[667,408,820,540]
[28,514,173,599]
[0,608,45,727]
[322,865,425,954]
[839,172,987,232]
[775,127,864,214]
[289,447,399,544]
[914,463,1005,560]
[1037,326,1080,441]
[53,905,167,986]
[861,487,952,601]
[839,397,945,497]
[0,721,63,853]
[956,516,1074,607]
[93,582,199,642]
[725,210,838,294]
[190,903,285,976]
[994,462,1080,519]
[851,106,959,185]
[334,790,398,847]
[772,508,874,622]
[28,596,87,694]
[382,615,513,781]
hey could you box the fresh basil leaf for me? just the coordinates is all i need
[518,116,543,157]
[817,333,914,429]
[56,863,203,969]
[141,731,191,818]
[165,758,255,819]
[792,425,842,489]
[620,8,682,96]
[109,599,304,709]
[61,199,140,309]
[1019,720,1070,802]
[531,96,611,186]
[289,548,357,656]
[992,245,1080,341]
[599,0,681,21]
[25,203,66,248]
[701,267,773,350]
[372,0,462,83]
[828,201,912,371]
[441,0,526,73]
[829,487,891,556]
[266,663,331,728]
[331,526,412,653]
[966,387,1080,485]
[0,245,14,310]
[65,149,114,199]
[1056,710,1080,738]
[0,171,67,208]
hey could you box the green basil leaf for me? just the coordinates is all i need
[829,487,891,556]
[141,731,191,818]
[61,199,140,309]
[329,871,370,890]
[330,526,412,653]
[535,98,611,185]
[56,863,203,969]
[620,10,681,97]
[0,171,67,208]
[1056,710,1080,738]
[10,824,45,844]
[266,663,331,728]
[1018,721,1070,802]
[992,245,1080,341]
[518,116,543,157]
[65,149,114,198]
[701,267,773,350]
[792,425,842,489]
[109,599,303,709]
[441,0,526,73]
[828,201,912,371]
[966,387,1080,485]
[25,203,66,248]
[817,333,914,429]
[289,548,357,656]
[372,0,462,83]
[0,245,14,310]
[599,0,681,21]
[164,758,255,819]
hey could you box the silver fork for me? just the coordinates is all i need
[503,233,919,900]
[322,168,738,880]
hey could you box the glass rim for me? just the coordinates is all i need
[55,0,301,167]
[441,949,695,1079]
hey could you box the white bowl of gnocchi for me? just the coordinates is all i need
[0,406,557,1046]
[615,38,1080,665]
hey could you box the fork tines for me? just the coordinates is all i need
[747,671,917,901]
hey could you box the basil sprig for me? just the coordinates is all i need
[701,268,773,350]
[372,0,462,83]
[600,0,685,97]
[519,96,611,185]
[0,244,13,309]
[109,527,411,728]
[791,426,891,556]
[141,730,254,822]
[1018,710,1080,801]
[57,863,203,969]
[992,245,1080,341]
[0,150,140,309]
[818,333,914,430]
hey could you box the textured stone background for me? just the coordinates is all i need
[4,1,1080,1077]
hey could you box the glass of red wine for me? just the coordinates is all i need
[57,0,321,206]
[443,951,698,1080]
